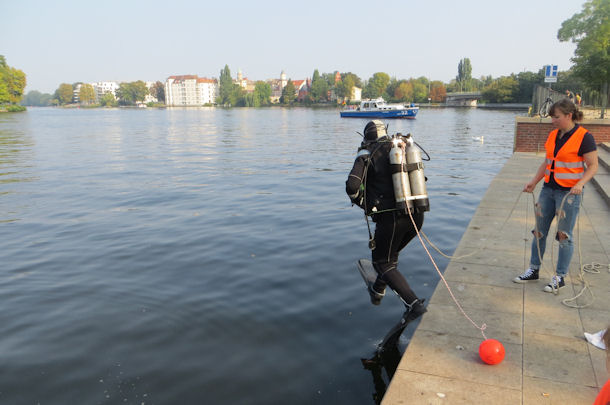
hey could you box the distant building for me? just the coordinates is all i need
[235,70,256,93]
[269,70,288,103]
[268,71,311,103]
[92,81,120,101]
[331,86,362,103]
[144,81,158,104]
[165,75,218,106]
[73,84,81,103]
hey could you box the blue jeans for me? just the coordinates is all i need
[529,186,581,277]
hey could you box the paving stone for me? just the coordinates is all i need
[522,376,599,405]
[523,332,597,386]
[397,329,522,391]
[382,371,521,405]
[418,303,522,345]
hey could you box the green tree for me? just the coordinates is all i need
[310,69,329,102]
[363,72,390,99]
[515,70,545,103]
[481,75,519,103]
[558,0,610,93]
[337,72,361,101]
[55,83,74,105]
[253,81,271,106]
[116,81,149,105]
[150,81,165,103]
[280,79,296,104]
[456,58,472,92]
[0,56,27,105]
[384,77,400,101]
[100,92,118,107]
[218,64,241,106]
[78,84,96,105]
[394,80,414,102]
[0,79,9,104]
[21,90,53,106]
[321,72,337,88]
[131,81,149,103]
[411,79,428,103]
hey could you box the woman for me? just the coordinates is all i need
[513,99,598,292]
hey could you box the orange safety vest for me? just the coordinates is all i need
[544,126,587,187]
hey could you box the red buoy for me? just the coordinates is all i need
[479,339,505,365]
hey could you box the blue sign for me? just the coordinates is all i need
[544,65,558,82]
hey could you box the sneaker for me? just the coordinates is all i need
[403,299,427,322]
[368,283,385,306]
[543,275,565,293]
[513,268,539,283]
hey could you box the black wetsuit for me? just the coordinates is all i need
[346,140,424,305]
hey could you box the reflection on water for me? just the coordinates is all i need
[0,114,36,221]
[0,107,521,404]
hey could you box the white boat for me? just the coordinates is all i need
[340,98,418,119]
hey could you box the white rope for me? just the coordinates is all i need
[419,191,526,261]
[407,209,488,340]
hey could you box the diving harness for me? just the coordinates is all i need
[352,132,430,249]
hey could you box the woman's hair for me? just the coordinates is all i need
[549,99,584,121]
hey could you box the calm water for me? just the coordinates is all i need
[0,107,519,404]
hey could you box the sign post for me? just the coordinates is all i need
[544,65,558,88]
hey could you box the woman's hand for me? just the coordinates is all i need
[570,183,583,195]
[523,181,536,193]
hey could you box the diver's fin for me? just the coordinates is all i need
[357,259,377,286]
[378,318,408,351]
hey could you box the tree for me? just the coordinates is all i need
[100,92,118,107]
[309,69,329,102]
[253,81,271,106]
[115,81,149,105]
[150,81,165,103]
[558,0,610,92]
[78,84,96,105]
[411,79,428,103]
[218,64,241,106]
[363,72,390,99]
[0,56,27,105]
[429,81,447,102]
[456,58,472,92]
[280,79,296,104]
[481,75,519,103]
[55,83,74,105]
[21,90,53,106]
[515,70,545,103]
[394,81,414,102]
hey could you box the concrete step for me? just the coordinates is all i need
[590,142,610,207]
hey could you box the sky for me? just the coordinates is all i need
[0,0,587,94]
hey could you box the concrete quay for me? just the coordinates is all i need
[382,145,610,404]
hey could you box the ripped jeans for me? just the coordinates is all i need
[529,186,581,277]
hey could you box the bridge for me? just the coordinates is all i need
[445,91,482,106]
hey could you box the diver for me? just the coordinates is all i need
[346,120,428,323]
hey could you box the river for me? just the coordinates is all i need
[0,106,520,404]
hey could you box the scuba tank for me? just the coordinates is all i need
[389,136,413,213]
[389,133,430,214]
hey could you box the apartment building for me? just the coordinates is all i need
[165,75,218,106]
[92,81,120,101]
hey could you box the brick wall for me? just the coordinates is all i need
[514,117,610,152]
